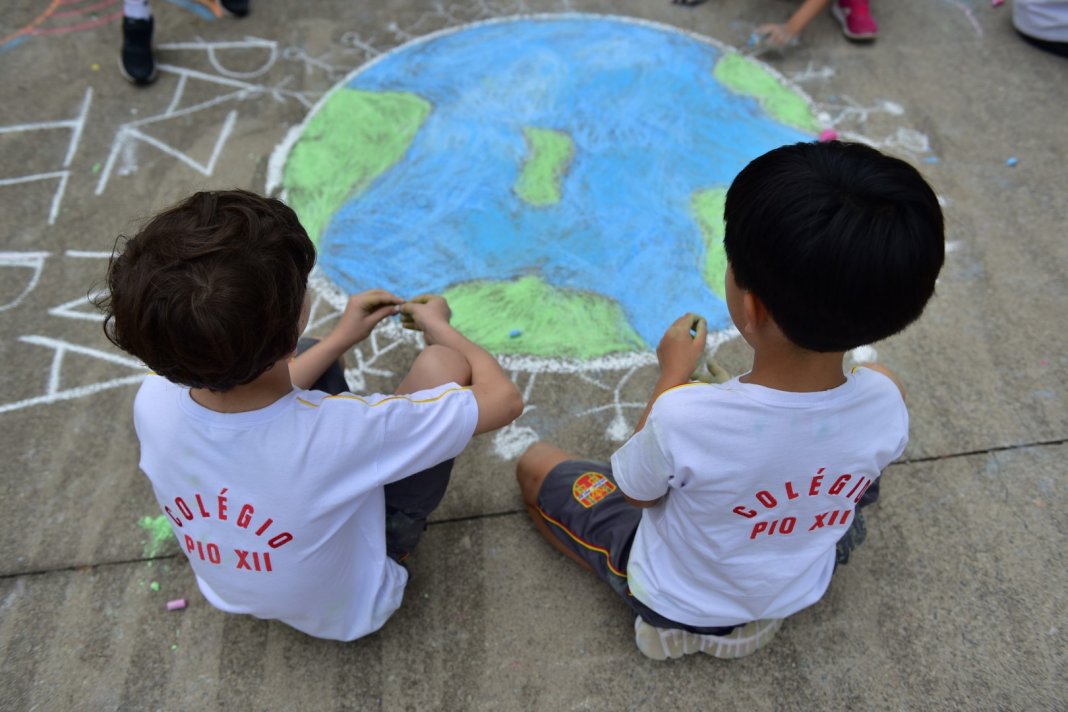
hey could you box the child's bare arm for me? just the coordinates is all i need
[633,313,708,434]
[289,289,402,390]
[400,296,524,435]
[622,314,708,508]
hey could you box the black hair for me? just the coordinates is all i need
[723,141,944,352]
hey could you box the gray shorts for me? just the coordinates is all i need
[536,459,737,635]
[537,459,869,633]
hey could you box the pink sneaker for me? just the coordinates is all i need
[832,0,879,41]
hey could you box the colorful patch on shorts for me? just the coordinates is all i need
[572,472,617,508]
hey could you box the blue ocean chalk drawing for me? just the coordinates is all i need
[274,16,816,359]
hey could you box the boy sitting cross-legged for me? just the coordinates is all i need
[101,189,522,641]
[516,141,944,659]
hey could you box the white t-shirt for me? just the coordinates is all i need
[611,367,907,628]
[1014,0,1068,42]
[134,374,478,641]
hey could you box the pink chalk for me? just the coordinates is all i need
[818,129,838,143]
[992,0,1004,7]
[166,598,187,611]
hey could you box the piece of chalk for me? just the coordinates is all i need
[1006,156,1018,167]
[818,129,838,143]
[992,0,1004,7]
[509,329,522,338]
[166,598,187,611]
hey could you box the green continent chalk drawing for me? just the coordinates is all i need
[269,15,822,364]
[692,188,729,301]
[282,89,430,244]
[515,128,575,206]
[444,276,644,357]
[713,53,821,133]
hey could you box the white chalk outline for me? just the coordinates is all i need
[48,289,106,322]
[0,252,51,313]
[0,336,145,416]
[158,37,279,79]
[95,37,320,196]
[0,88,91,224]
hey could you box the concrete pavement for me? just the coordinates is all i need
[1,0,1065,709]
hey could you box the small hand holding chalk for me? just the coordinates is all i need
[399,295,452,345]
[332,289,403,348]
[658,313,709,384]
[750,24,796,54]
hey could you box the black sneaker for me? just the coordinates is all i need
[120,16,158,86]
[220,0,250,17]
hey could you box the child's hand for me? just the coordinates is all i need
[399,295,452,344]
[329,289,404,349]
[657,313,707,384]
[754,23,797,48]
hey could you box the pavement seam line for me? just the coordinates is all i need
[3,437,1064,580]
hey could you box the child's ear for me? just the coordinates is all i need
[742,291,769,332]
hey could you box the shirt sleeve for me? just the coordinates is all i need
[354,383,479,487]
[610,410,673,501]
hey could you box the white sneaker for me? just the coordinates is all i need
[634,616,784,660]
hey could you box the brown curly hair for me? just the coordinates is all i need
[98,190,316,391]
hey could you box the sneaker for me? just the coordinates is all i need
[634,616,784,660]
[832,0,879,41]
[220,0,250,17]
[120,16,158,86]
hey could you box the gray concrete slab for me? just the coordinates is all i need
[1,0,1067,709]
[2,449,1065,709]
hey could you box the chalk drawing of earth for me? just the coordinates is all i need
[268,15,820,362]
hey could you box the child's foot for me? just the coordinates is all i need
[220,0,250,17]
[832,0,879,41]
[634,616,783,660]
[119,16,158,86]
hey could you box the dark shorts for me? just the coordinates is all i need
[298,338,452,563]
[536,459,870,633]
[535,459,737,635]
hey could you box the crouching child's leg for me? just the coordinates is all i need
[384,344,472,562]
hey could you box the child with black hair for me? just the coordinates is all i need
[101,190,522,641]
[516,141,944,660]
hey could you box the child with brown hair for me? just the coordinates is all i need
[101,189,522,640]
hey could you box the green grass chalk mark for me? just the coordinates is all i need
[150,581,160,592]
[283,89,431,245]
[692,187,728,299]
[138,514,174,558]
[444,276,646,358]
[515,127,574,206]
[713,54,819,134]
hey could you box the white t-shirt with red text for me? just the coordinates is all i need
[611,367,907,628]
[134,374,478,641]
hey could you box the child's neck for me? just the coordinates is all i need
[190,359,294,413]
[742,341,847,393]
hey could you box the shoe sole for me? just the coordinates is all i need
[635,616,784,660]
[831,4,878,41]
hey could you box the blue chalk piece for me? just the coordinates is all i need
[509,329,522,338]
[923,156,940,164]
[1006,156,1018,167]
[747,32,760,48]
